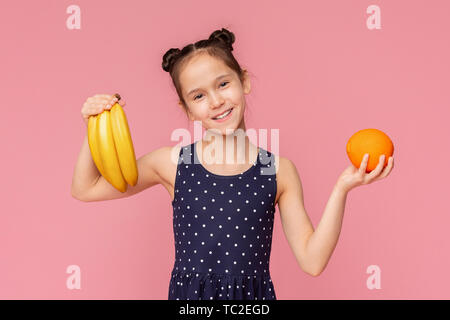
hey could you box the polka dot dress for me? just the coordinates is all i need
[169,140,277,300]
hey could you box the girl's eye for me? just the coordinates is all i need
[193,81,229,100]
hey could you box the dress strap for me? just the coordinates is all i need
[258,148,277,176]
[178,142,195,165]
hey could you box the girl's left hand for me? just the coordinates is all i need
[336,154,394,193]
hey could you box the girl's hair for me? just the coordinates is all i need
[162,28,246,116]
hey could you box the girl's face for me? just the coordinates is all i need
[178,53,250,135]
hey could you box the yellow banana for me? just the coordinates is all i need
[87,114,107,178]
[110,103,138,186]
[96,109,128,193]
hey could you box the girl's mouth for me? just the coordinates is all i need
[212,108,233,122]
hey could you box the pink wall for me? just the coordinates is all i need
[1,0,449,299]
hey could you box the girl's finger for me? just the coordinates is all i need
[358,153,369,176]
[375,156,394,181]
[95,94,114,99]
[367,154,385,181]
[108,97,118,107]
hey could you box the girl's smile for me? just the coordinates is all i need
[212,107,233,122]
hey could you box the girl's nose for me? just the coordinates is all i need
[211,94,225,107]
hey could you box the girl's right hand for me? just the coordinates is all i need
[81,93,126,126]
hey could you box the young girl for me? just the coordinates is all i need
[72,28,394,300]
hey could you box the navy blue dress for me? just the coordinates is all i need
[168,140,278,300]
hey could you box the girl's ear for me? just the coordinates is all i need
[242,69,251,94]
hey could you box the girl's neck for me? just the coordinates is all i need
[198,135,256,167]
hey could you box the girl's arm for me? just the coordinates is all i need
[277,154,393,277]
[277,157,347,277]
[300,183,348,276]
[70,132,168,202]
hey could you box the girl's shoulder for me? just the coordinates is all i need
[135,144,181,187]
[154,144,183,181]
[274,155,300,204]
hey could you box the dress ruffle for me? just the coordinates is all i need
[169,270,276,300]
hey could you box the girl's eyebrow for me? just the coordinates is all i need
[187,73,231,96]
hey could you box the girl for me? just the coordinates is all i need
[71,28,394,300]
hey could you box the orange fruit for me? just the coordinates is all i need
[346,129,394,173]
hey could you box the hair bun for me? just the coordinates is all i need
[208,28,235,51]
[162,48,182,72]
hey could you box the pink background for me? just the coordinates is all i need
[1,0,449,299]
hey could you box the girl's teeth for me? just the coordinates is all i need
[214,109,232,119]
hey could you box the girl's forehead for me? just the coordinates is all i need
[180,57,235,93]
[182,54,230,78]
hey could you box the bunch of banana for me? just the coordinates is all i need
[87,94,138,193]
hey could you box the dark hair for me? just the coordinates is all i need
[162,28,246,116]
